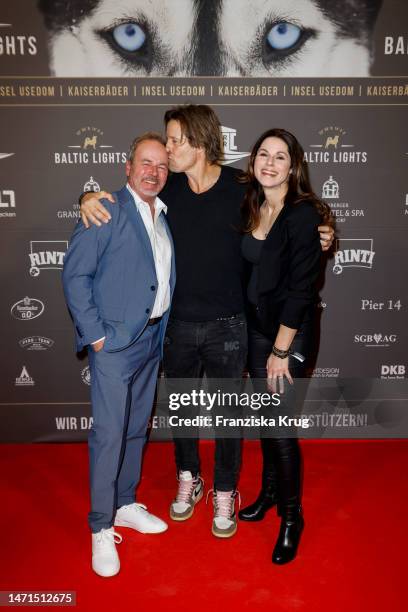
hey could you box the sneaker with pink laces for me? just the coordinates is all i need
[208,489,240,538]
[169,471,204,521]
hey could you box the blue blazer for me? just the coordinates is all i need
[62,186,176,354]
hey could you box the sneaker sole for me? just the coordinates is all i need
[113,519,168,534]
[169,488,203,521]
[212,523,238,538]
[92,563,120,577]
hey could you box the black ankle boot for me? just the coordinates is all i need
[272,505,304,565]
[238,472,277,522]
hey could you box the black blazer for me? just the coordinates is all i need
[247,200,322,336]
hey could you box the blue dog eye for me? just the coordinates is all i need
[266,22,301,50]
[112,23,146,52]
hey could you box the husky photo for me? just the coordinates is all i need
[39,0,383,77]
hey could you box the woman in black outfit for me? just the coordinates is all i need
[238,128,331,564]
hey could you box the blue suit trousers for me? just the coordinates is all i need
[87,324,161,533]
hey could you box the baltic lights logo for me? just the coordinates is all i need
[0,189,16,218]
[220,127,250,165]
[15,366,35,387]
[0,23,37,56]
[11,297,44,321]
[321,176,364,223]
[305,126,367,164]
[333,239,375,275]
[54,127,127,165]
[19,336,54,351]
[28,241,68,276]
[354,334,397,348]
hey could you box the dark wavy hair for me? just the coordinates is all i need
[164,104,223,164]
[240,128,332,233]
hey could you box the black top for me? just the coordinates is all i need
[242,201,322,335]
[241,233,264,305]
[161,165,246,321]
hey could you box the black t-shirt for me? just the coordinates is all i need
[160,165,246,321]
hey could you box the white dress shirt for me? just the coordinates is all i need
[126,183,172,318]
[92,185,172,345]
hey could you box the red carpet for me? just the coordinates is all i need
[0,440,406,611]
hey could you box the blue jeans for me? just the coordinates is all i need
[163,314,247,490]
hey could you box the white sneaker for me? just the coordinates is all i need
[170,471,204,521]
[114,502,168,534]
[92,527,122,577]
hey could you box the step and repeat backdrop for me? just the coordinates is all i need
[0,0,407,441]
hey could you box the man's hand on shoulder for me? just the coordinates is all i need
[80,191,115,228]
[318,225,335,252]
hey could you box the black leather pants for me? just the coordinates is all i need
[247,315,313,515]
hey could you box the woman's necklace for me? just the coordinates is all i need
[259,201,283,238]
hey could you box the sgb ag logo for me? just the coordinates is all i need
[29,240,68,277]
[11,296,44,321]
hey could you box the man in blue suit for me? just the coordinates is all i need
[62,133,175,577]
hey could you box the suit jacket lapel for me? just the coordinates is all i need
[116,185,155,267]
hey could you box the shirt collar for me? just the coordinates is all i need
[126,183,167,215]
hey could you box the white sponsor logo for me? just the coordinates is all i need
[322,177,364,222]
[0,23,37,56]
[11,296,45,321]
[333,239,375,275]
[81,366,91,386]
[384,36,407,55]
[15,366,34,386]
[19,336,54,351]
[381,365,405,379]
[55,416,93,431]
[322,175,339,199]
[0,189,16,218]
[311,367,340,378]
[220,126,250,165]
[0,153,14,160]
[29,240,68,276]
[54,127,127,165]
[84,176,101,192]
[361,299,402,311]
[57,204,80,220]
[57,177,101,219]
[354,334,397,347]
[305,126,367,164]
